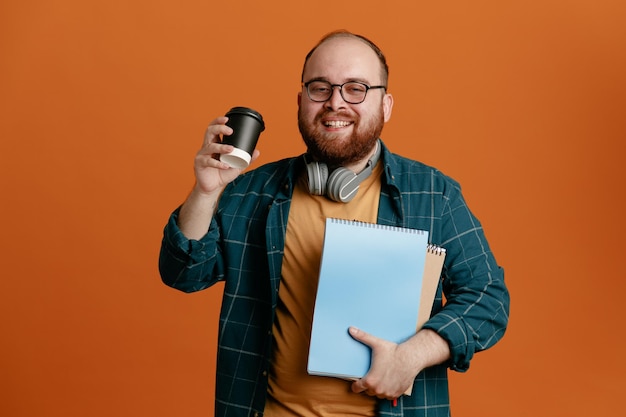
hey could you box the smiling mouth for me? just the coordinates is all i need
[324,120,352,128]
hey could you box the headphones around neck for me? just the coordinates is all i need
[305,140,382,203]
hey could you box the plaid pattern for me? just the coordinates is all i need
[159,141,510,417]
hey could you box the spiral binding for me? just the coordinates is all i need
[329,218,426,234]
[426,243,446,256]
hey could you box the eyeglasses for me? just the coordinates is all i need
[303,80,387,104]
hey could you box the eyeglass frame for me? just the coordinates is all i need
[302,80,387,104]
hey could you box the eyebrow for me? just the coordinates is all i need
[304,76,375,85]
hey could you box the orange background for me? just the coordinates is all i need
[1,1,624,416]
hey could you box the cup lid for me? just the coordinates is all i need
[225,107,265,131]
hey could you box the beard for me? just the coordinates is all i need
[298,107,384,167]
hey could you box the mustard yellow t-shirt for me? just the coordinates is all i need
[264,161,383,417]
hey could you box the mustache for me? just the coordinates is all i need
[316,110,354,120]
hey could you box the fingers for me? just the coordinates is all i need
[351,379,397,401]
[349,327,405,400]
[194,150,231,171]
[196,117,235,170]
[203,118,233,149]
[203,116,232,145]
[349,328,387,398]
[349,326,376,347]
[250,148,261,163]
[351,378,369,394]
[195,115,262,176]
[202,116,233,147]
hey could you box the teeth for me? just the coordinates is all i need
[324,120,351,128]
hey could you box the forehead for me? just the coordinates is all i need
[303,36,383,83]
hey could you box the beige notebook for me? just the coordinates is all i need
[403,243,446,396]
[417,244,446,329]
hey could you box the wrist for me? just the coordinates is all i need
[177,185,222,240]
[401,329,451,373]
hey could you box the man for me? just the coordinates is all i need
[159,30,510,417]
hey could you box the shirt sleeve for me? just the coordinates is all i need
[158,208,225,293]
[422,185,510,372]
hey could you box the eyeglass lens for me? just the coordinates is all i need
[306,81,369,104]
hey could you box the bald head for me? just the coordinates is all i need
[301,30,389,87]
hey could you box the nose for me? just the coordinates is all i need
[325,85,347,111]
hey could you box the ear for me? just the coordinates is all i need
[297,91,302,107]
[382,93,394,122]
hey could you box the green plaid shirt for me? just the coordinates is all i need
[159,140,509,417]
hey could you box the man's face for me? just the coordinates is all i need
[298,37,393,167]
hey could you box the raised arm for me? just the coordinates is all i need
[178,116,260,240]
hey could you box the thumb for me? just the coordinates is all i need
[349,326,378,348]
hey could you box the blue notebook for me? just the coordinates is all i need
[307,218,429,379]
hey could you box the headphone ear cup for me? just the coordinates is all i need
[327,168,359,203]
[306,161,329,196]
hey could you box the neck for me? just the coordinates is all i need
[344,140,380,174]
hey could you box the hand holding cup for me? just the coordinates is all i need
[220,107,265,169]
